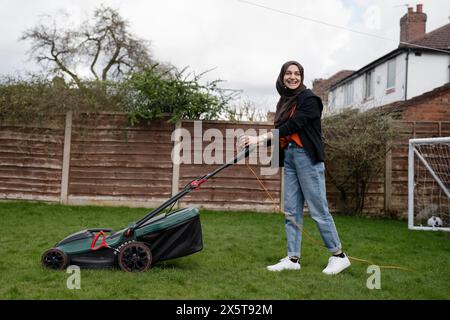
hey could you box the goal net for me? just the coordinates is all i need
[408,137,450,231]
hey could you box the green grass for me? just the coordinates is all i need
[0,201,449,300]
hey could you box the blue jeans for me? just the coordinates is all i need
[284,143,342,257]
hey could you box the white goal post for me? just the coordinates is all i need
[408,137,450,231]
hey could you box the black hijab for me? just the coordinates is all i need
[274,61,307,128]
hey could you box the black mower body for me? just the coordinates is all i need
[43,207,202,270]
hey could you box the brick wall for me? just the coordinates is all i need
[400,4,427,43]
[401,97,450,122]
[382,83,450,122]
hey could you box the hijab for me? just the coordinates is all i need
[273,61,307,128]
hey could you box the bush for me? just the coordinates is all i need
[322,109,396,215]
[0,66,237,126]
[222,99,267,122]
[123,65,237,125]
[0,75,125,125]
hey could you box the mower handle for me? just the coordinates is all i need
[133,145,256,229]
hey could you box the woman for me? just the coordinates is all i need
[239,61,350,275]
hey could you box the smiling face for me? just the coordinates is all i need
[283,64,302,90]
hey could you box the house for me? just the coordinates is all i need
[327,4,450,113]
[312,70,354,115]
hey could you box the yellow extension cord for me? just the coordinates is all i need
[245,163,415,273]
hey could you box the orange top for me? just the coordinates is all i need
[280,132,303,149]
[279,104,303,149]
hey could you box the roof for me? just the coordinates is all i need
[403,22,450,51]
[313,70,354,92]
[330,22,450,90]
[313,70,354,102]
[329,48,404,90]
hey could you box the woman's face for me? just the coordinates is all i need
[283,64,302,90]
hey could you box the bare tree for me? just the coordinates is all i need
[21,6,155,87]
[223,99,267,122]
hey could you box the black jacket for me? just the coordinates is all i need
[275,89,325,166]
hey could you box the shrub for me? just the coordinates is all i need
[322,109,396,215]
[0,75,125,125]
[123,65,237,125]
[0,66,236,126]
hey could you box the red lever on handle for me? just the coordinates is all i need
[190,178,207,190]
[91,230,108,251]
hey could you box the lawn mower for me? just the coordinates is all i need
[41,146,253,272]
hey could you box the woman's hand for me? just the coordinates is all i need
[238,135,258,150]
[238,135,258,149]
[238,132,273,150]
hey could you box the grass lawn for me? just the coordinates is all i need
[0,201,449,300]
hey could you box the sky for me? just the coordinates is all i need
[1,0,450,113]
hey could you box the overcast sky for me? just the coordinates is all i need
[1,0,450,112]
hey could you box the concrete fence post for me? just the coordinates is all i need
[171,121,182,208]
[60,111,73,204]
[384,142,392,213]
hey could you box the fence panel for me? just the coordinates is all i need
[0,117,65,202]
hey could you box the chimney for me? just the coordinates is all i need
[400,4,427,44]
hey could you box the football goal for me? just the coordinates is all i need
[408,137,450,231]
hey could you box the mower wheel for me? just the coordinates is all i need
[41,248,69,270]
[118,241,152,272]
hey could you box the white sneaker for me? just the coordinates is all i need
[322,254,351,275]
[267,257,301,272]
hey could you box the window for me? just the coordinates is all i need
[364,70,374,99]
[344,82,354,105]
[387,60,396,89]
[328,91,335,110]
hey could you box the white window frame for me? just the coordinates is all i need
[364,70,374,99]
[344,81,354,106]
[387,59,396,89]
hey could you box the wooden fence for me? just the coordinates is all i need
[0,115,66,202]
[0,112,448,216]
[0,113,280,211]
